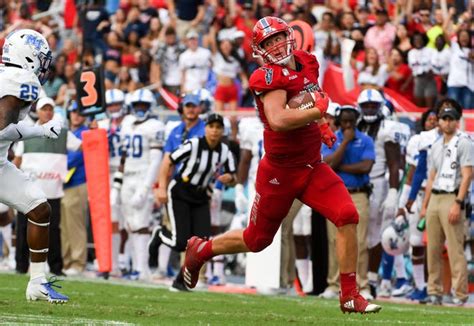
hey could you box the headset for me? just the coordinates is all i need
[334,105,361,126]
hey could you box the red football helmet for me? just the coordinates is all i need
[252,16,296,65]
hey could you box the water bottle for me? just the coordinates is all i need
[417,218,426,232]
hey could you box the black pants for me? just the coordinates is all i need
[159,180,211,252]
[16,198,63,275]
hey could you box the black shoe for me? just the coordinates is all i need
[148,226,162,268]
[169,271,189,292]
[369,282,377,299]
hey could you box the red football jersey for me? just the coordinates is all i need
[249,50,321,167]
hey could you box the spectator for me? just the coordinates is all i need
[110,7,127,37]
[353,6,373,36]
[446,29,474,109]
[78,1,110,58]
[364,8,396,64]
[356,47,388,89]
[392,24,412,59]
[420,105,473,306]
[141,17,162,53]
[431,34,450,98]
[386,47,414,101]
[14,98,81,276]
[408,32,436,108]
[150,26,186,98]
[406,3,432,35]
[314,12,339,61]
[103,31,124,83]
[167,0,206,41]
[179,29,212,94]
[61,103,88,276]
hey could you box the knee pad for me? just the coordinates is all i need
[243,231,273,253]
[335,203,359,227]
[27,201,51,227]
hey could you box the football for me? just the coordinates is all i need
[286,92,315,110]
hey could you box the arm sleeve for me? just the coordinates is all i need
[408,150,427,200]
[0,121,44,141]
[14,141,24,157]
[143,148,163,189]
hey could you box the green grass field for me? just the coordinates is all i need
[0,273,472,325]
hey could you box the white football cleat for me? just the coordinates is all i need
[26,277,69,304]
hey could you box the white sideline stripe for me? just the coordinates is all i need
[0,313,135,325]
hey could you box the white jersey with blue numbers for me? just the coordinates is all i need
[98,117,125,173]
[0,66,42,164]
[238,117,264,184]
[406,134,421,166]
[121,115,165,174]
[369,119,410,179]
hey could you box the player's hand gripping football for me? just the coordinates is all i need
[312,91,329,117]
[42,119,62,139]
[319,122,336,148]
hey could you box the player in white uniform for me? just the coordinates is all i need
[357,89,408,299]
[0,29,67,303]
[99,89,128,275]
[115,89,165,280]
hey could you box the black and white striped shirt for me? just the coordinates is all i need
[170,137,236,188]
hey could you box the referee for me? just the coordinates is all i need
[155,113,237,290]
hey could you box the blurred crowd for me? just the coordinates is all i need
[0,0,473,305]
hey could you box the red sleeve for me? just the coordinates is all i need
[249,66,286,95]
[400,64,412,78]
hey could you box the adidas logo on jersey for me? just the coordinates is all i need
[269,178,280,185]
[303,77,310,84]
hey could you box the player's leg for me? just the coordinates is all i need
[299,162,380,314]
[292,202,312,293]
[182,158,300,289]
[0,163,68,303]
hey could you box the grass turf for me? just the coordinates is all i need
[0,273,472,325]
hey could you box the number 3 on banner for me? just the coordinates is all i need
[80,71,98,107]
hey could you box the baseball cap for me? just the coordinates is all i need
[439,107,461,120]
[37,97,55,110]
[206,113,224,126]
[186,29,199,39]
[182,94,200,107]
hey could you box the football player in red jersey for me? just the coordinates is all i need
[181,16,381,314]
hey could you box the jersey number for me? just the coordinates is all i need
[123,135,143,158]
[19,84,39,101]
[109,133,122,158]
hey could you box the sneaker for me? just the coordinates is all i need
[319,288,339,299]
[422,295,442,305]
[63,268,81,277]
[360,289,374,301]
[208,275,226,286]
[122,270,140,281]
[369,281,377,299]
[340,291,382,314]
[378,282,391,298]
[408,288,427,301]
[442,294,454,305]
[148,226,162,268]
[392,282,413,297]
[451,297,467,306]
[26,277,69,304]
[182,236,209,289]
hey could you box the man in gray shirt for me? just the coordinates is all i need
[420,105,473,306]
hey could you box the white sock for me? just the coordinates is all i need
[0,225,12,252]
[394,255,407,279]
[112,233,120,273]
[368,271,378,284]
[134,234,150,279]
[380,279,391,288]
[118,253,128,271]
[158,245,171,275]
[30,261,46,281]
[295,259,309,288]
[303,260,313,293]
[213,256,225,278]
[412,263,426,290]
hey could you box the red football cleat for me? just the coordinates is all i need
[182,236,208,289]
[340,291,382,314]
